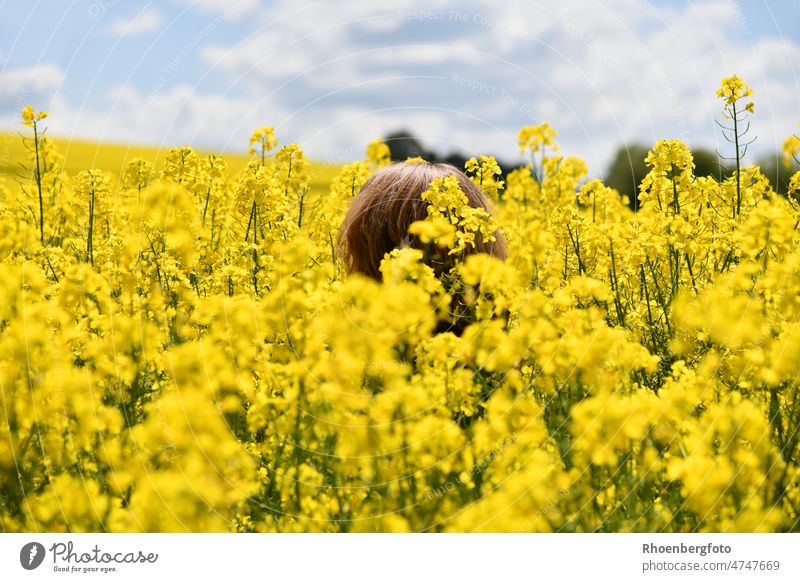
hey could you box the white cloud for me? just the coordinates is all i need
[170,0,262,20]
[42,84,287,155]
[4,0,799,176]
[0,64,65,113]
[197,1,657,166]
[108,8,163,38]
[192,0,797,172]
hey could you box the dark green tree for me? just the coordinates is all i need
[755,152,797,196]
[384,130,432,161]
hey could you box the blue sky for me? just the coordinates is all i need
[1,0,798,174]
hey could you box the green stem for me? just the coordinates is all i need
[245,200,256,242]
[671,174,680,215]
[639,265,658,352]
[609,242,625,326]
[33,121,45,243]
[646,258,672,334]
[203,186,212,225]
[732,102,742,217]
[87,185,95,265]
[252,205,260,296]
[297,190,305,228]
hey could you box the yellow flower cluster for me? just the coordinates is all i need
[21,105,48,128]
[465,154,504,199]
[365,138,392,168]
[783,122,800,169]
[717,75,754,112]
[518,122,559,155]
[2,76,800,533]
[248,126,277,156]
[412,175,499,258]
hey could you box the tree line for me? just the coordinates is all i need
[384,130,797,211]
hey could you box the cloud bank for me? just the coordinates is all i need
[1,0,798,174]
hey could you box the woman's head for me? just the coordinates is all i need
[338,161,507,280]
